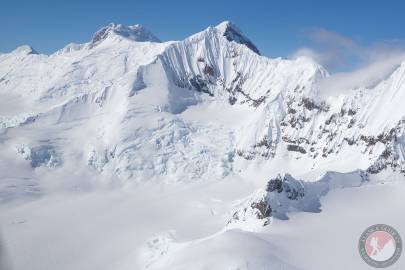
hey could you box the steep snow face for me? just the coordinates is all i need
[157,22,326,105]
[355,62,405,133]
[150,23,329,167]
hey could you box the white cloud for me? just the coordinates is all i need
[292,47,346,70]
[292,28,362,70]
[292,28,405,97]
[318,53,405,97]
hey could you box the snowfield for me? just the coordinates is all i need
[0,21,404,270]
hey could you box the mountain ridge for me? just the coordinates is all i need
[1,21,405,186]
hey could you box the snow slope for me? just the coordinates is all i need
[0,21,405,270]
[1,174,403,270]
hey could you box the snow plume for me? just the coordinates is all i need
[292,27,405,97]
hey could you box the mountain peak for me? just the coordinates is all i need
[12,45,38,55]
[91,23,161,46]
[214,21,237,33]
[214,21,260,55]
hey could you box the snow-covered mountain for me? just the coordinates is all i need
[1,21,405,270]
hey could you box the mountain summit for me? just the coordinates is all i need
[91,23,161,46]
[215,21,260,55]
[11,45,38,55]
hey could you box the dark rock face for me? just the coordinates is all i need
[203,65,214,76]
[287,144,307,154]
[251,201,272,219]
[365,122,405,174]
[266,174,305,200]
[92,27,110,45]
[26,47,38,55]
[266,176,283,193]
[222,25,260,55]
[360,128,396,147]
[227,191,272,227]
[225,72,266,107]
[300,97,329,112]
[188,75,213,96]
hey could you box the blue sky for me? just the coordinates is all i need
[1,0,405,70]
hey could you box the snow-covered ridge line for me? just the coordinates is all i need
[90,23,161,47]
[215,21,260,55]
[2,21,405,186]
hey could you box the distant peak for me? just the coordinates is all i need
[12,45,38,55]
[214,21,260,55]
[91,23,161,46]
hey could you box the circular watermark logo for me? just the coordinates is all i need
[359,224,402,268]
